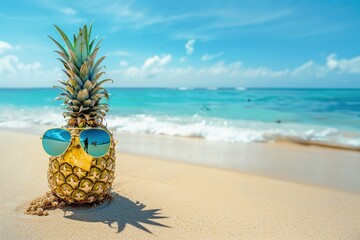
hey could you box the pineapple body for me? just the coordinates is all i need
[48,134,116,203]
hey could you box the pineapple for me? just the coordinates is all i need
[47,24,116,203]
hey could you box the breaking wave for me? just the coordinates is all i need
[1,106,359,149]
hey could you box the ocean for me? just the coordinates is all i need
[0,88,359,149]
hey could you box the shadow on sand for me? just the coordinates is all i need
[62,192,170,234]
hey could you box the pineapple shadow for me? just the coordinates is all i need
[62,192,170,234]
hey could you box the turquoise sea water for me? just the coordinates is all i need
[0,88,359,148]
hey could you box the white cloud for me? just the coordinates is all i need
[112,59,290,86]
[292,60,314,76]
[123,66,139,78]
[113,54,173,79]
[0,54,60,87]
[201,52,224,61]
[111,50,131,57]
[185,39,196,55]
[0,55,41,73]
[179,57,186,63]
[143,54,172,68]
[110,53,360,87]
[0,41,13,55]
[197,61,289,78]
[326,53,360,74]
[1,49,359,88]
[120,60,129,67]
[60,7,76,15]
[326,54,337,70]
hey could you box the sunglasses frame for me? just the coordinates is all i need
[41,127,112,158]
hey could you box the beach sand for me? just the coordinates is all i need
[1,130,360,239]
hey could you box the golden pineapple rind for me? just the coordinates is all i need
[47,138,116,203]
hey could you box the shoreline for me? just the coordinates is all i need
[1,127,360,193]
[277,136,360,152]
[0,130,360,239]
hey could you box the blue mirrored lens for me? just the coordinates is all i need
[42,128,71,156]
[79,129,111,157]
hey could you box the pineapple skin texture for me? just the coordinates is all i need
[47,136,116,203]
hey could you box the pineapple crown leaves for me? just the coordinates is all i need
[49,23,113,127]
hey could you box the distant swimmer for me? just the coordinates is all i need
[276,120,282,123]
[200,105,210,111]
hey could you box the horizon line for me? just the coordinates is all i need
[0,87,360,90]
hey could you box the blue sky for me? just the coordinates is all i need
[0,0,360,88]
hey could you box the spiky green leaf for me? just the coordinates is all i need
[57,80,67,86]
[77,89,89,102]
[90,93,102,101]
[92,66,104,80]
[68,48,82,68]
[66,85,76,95]
[82,99,92,107]
[84,80,93,92]
[91,56,106,80]
[90,86,104,95]
[92,71,105,81]
[48,35,69,61]
[70,105,80,112]
[67,70,83,87]
[54,50,69,62]
[79,105,90,112]
[70,99,81,106]
[80,62,89,81]
[95,79,113,88]
[93,37,105,53]
[54,25,74,52]
[88,47,99,68]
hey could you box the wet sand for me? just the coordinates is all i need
[117,132,360,192]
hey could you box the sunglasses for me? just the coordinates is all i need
[42,128,111,158]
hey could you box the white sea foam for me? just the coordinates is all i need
[106,114,360,148]
[176,87,193,91]
[0,108,359,149]
[0,106,65,128]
